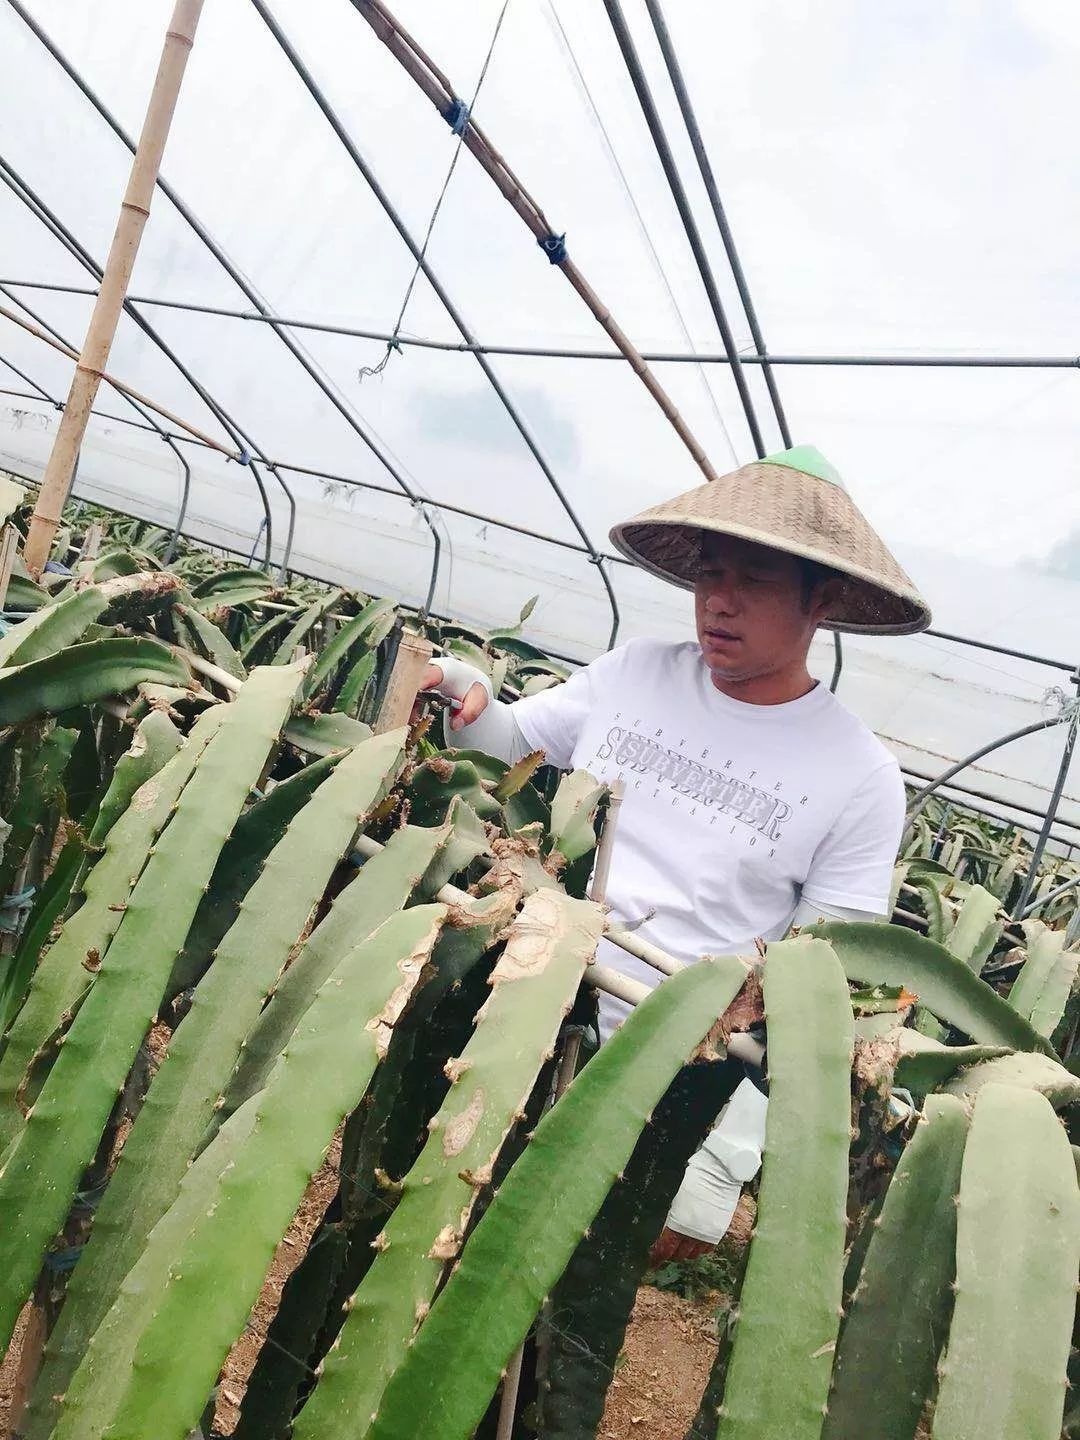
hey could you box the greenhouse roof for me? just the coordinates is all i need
[2,0,1080,819]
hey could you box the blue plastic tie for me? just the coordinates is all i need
[445,97,470,135]
[237,448,252,467]
[539,232,568,265]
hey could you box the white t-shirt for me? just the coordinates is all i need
[513,638,904,1020]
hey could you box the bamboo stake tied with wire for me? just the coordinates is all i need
[22,0,205,577]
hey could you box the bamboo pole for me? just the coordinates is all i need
[374,627,435,733]
[23,0,206,578]
[351,0,719,484]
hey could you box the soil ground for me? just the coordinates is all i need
[599,1287,720,1440]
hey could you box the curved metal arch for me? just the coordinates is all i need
[0,156,279,570]
[250,0,620,650]
[5,0,442,598]
[0,345,192,564]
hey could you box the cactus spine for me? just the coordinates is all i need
[931,1084,1080,1440]
[0,664,303,1352]
[716,937,853,1440]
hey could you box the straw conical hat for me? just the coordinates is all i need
[609,445,930,636]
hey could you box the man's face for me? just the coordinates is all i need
[693,533,834,684]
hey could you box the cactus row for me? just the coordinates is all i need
[0,664,303,1352]
[23,728,410,1440]
[57,905,447,1440]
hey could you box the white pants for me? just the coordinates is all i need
[664,1077,768,1244]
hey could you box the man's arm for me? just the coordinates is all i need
[417,657,530,763]
[420,646,626,769]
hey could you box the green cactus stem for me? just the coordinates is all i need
[0,637,191,725]
[293,889,603,1440]
[305,597,395,699]
[892,1031,1011,1094]
[172,601,247,681]
[712,937,852,1440]
[23,730,408,1440]
[1008,919,1079,1039]
[271,587,345,664]
[0,664,303,1354]
[944,884,1003,973]
[87,711,183,847]
[942,1049,1080,1109]
[931,1084,1080,1440]
[360,953,750,1440]
[162,751,340,1001]
[809,921,1055,1055]
[49,1097,261,1440]
[61,905,447,1440]
[0,572,181,668]
[823,1095,969,1440]
[0,708,225,1150]
[217,819,452,1127]
[535,1057,743,1440]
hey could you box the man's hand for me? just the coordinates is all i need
[649,1226,715,1267]
[415,660,491,732]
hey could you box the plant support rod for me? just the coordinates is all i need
[22,0,204,577]
[350,0,720,484]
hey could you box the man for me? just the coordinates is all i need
[419,445,930,1255]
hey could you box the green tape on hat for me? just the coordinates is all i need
[762,445,847,492]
